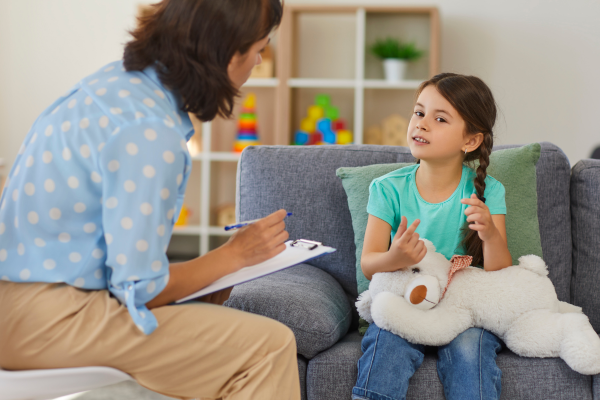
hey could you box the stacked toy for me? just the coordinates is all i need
[294,94,353,146]
[233,93,260,152]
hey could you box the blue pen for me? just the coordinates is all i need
[224,212,293,231]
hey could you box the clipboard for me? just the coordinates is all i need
[176,239,336,303]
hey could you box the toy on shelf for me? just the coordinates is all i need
[294,94,353,146]
[233,93,260,153]
[250,44,274,79]
[175,205,192,227]
[365,113,409,146]
[216,203,236,227]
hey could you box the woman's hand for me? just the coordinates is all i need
[197,287,233,305]
[388,216,427,269]
[224,209,289,270]
[461,194,500,242]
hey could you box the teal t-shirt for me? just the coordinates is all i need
[367,164,507,261]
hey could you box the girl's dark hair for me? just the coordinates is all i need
[416,73,497,267]
[124,0,283,122]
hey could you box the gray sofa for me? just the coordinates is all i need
[225,142,600,400]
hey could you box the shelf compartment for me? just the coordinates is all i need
[364,11,434,81]
[292,11,357,80]
[191,152,241,162]
[363,89,415,145]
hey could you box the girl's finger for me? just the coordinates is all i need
[468,223,486,231]
[400,219,420,244]
[466,213,483,223]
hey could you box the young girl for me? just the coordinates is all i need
[352,73,513,400]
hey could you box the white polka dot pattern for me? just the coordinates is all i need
[0,60,191,336]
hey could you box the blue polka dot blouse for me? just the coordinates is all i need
[0,60,195,335]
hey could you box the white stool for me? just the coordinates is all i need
[0,366,132,400]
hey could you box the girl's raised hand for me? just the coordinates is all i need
[389,216,427,270]
[461,194,499,242]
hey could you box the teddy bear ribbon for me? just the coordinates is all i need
[441,255,474,299]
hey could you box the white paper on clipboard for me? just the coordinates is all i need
[176,240,336,303]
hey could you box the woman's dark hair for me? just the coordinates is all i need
[416,73,497,267]
[124,0,283,122]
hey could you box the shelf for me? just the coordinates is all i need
[243,78,279,87]
[172,226,201,236]
[191,152,241,162]
[288,78,356,88]
[363,79,423,89]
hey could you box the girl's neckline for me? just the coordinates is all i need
[410,164,468,205]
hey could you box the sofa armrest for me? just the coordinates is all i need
[570,159,600,331]
[225,263,352,359]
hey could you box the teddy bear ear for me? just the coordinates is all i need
[420,238,436,253]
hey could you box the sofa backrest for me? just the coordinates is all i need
[237,142,571,301]
[570,159,600,331]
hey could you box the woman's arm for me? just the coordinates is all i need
[146,209,289,308]
[361,215,427,281]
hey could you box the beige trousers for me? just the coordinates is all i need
[0,281,300,400]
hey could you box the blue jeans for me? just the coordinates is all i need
[352,324,503,400]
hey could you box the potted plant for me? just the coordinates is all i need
[369,37,424,82]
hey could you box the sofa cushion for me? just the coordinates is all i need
[224,263,352,359]
[337,144,543,297]
[570,159,600,331]
[306,332,593,400]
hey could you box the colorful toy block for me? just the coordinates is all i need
[333,119,346,131]
[337,129,353,145]
[315,94,331,108]
[295,94,353,146]
[308,105,325,120]
[295,130,310,145]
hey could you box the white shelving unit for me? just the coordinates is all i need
[170,5,439,257]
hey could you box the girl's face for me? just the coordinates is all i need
[407,85,481,163]
[228,36,271,89]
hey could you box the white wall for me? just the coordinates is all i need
[1,0,599,170]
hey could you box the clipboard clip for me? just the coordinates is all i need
[290,239,322,250]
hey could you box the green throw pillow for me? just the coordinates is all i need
[336,143,542,305]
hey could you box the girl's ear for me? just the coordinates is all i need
[465,132,484,152]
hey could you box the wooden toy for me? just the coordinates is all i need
[337,130,353,145]
[250,45,274,79]
[216,203,237,227]
[381,114,408,146]
[233,93,260,152]
[365,125,383,145]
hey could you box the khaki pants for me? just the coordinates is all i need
[0,281,300,400]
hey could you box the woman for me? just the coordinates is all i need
[0,0,300,399]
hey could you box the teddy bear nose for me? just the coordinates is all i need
[409,285,428,304]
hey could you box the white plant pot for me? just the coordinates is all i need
[383,59,408,82]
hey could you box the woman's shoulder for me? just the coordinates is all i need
[371,164,418,187]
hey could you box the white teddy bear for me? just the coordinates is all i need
[356,239,600,375]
